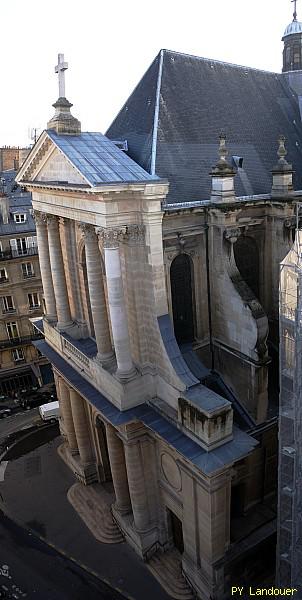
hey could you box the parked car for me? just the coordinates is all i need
[18,387,56,410]
[0,408,11,419]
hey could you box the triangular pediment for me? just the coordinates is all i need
[16,131,90,187]
[35,146,87,185]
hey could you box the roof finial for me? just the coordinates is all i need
[292,0,298,22]
[277,135,288,162]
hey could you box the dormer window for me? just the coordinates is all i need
[14,213,27,224]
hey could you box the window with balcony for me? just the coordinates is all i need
[12,347,25,362]
[22,262,34,278]
[1,295,15,314]
[10,236,37,257]
[14,213,27,224]
[0,268,8,283]
[6,321,19,340]
[28,292,40,310]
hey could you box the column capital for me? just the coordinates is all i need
[46,214,60,226]
[123,224,145,245]
[97,227,125,248]
[223,227,242,244]
[97,225,145,247]
[33,210,48,225]
[79,222,97,240]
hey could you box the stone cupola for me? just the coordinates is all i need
[47,54,81,135]
[282,1,302,72]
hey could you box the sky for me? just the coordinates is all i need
[0,0,296,147]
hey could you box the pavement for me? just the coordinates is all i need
[0,432,171,600]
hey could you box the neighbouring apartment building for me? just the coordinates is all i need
[0,147,30,172]
[0,183,50,395]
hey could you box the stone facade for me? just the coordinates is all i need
[15,124,288,598]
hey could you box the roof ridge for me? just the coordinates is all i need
[150,49,164,176]
[160,48,280,76]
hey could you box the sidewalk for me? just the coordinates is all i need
[0,434,171,600]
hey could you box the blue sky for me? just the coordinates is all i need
[0,0,295,146]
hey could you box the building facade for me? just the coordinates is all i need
[15,11,302,599]
[0,185,49,395]
[0,147,30,172]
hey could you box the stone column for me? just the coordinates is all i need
[80,224,113,364]
[124,439,149,531]
[105,423,132,514]
[33,211,57,321]
[69,388,93,465]
[97,227,135,379]
[47,215,73,330]
[57,377,78,454]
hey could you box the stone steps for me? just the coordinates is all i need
[68,482,124,544]
[147,549,195,600]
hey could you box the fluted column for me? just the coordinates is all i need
[97,227,135,379]
[105,423,132,514]
[124,439,150,531]
[57,377,78,454]
[47,215,73,330]
[80,224,113,364]
[33,211,57,321]
[69,388,93,465]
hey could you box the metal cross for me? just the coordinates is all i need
[292,0,298,21]
[55,53,68,98]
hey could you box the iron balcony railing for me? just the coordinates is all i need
[0,332,44,350]
[0,246,39,262]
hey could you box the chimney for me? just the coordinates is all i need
[0,192,10,224]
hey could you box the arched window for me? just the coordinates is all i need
[234,236,260,299]
[170,254,195,344]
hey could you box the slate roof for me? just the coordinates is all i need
[47,130,160,186]
[33,336,257,476]
[106,49,302,203]
[0,192,35,236]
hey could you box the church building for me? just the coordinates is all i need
[16,6,302,597]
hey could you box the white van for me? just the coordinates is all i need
[39,401,60,422]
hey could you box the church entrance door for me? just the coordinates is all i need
[96,419,112,481]
[170,254,194,344]
[168,509,184,553]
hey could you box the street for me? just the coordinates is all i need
[0,425,170,600]
[0,512,127,599]
[0,410,40,442]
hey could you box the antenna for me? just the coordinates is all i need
[28,127,41,144]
